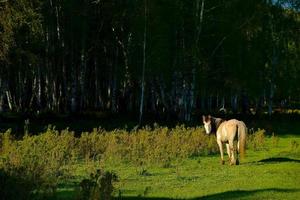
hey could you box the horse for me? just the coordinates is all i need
[202,115,247,165]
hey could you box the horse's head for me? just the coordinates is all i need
[202,115,212,134]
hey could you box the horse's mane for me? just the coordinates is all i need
[211,117,225,133]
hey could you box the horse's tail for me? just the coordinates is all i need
[238,121,247,159]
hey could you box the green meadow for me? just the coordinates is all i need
[2,124,298,199]
[57,134,300,200]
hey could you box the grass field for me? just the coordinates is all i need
[1,120,300,200]
[55,134,300,200]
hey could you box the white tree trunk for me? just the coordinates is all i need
[196,0,205,44]
[6,90,13,111]
[139,0,147,124]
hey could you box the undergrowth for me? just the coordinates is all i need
[0,125,270,198]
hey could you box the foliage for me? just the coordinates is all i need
[0,0,299,116]
[76,125,219,167]
[0,125,217,196]
[290,139,299,152]
[271,132,280,147]
[0,127,77,195]
[0,169,33,200]
[78,169,118,200]
[247,128,266,151]
[0,125,300,199]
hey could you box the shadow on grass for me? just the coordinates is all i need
[244,157,300,166]
[258,157,300,163]
[118,188,300,200]
[190,188,300,200]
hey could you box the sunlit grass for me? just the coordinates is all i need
[1,125,299,199]
[55,135,300,199]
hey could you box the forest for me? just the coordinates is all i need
[0,0,299,123]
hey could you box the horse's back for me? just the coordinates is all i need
[217,119,246,140]
[222,119,239,132]
[226,119,247,128]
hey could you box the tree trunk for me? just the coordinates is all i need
[0,94,4,112]
[139,0,147,125]
[94,56,100,108]
[111,47,118,113]
[80,47,86,111]
[6,90,13,111]
[268,8,277,116]
[196,0,205,44]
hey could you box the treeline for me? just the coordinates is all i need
[0,0,299,121]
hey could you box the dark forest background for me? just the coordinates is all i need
[0,0,300,126]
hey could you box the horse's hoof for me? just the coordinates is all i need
[236,159,240,165]
[230,159,236,165]
[221,160,225,165]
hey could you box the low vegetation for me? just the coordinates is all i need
[0,125,299,199]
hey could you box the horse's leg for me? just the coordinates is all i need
[217,140,225,165]
[236,141,240,165]
[229,140,236,165]
[226,143,231,162]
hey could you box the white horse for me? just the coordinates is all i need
[202,115,247,165]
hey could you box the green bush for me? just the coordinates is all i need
[0,125,218,197]
[78,169,118,200]
[0,169,34,200]
[290,140,299,152]
[76,125,218,167]
[0,127,77,195]
[271,133,279,147]
[0,126,218,169]
[248,129,266,151]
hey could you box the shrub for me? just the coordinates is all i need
[78,169,118,200]
[0,127,77,195]
[271,133,279,147]
[0,124,219,197]
[290,140,299,152]
[248,129,266,151]
[0,169,34,200]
